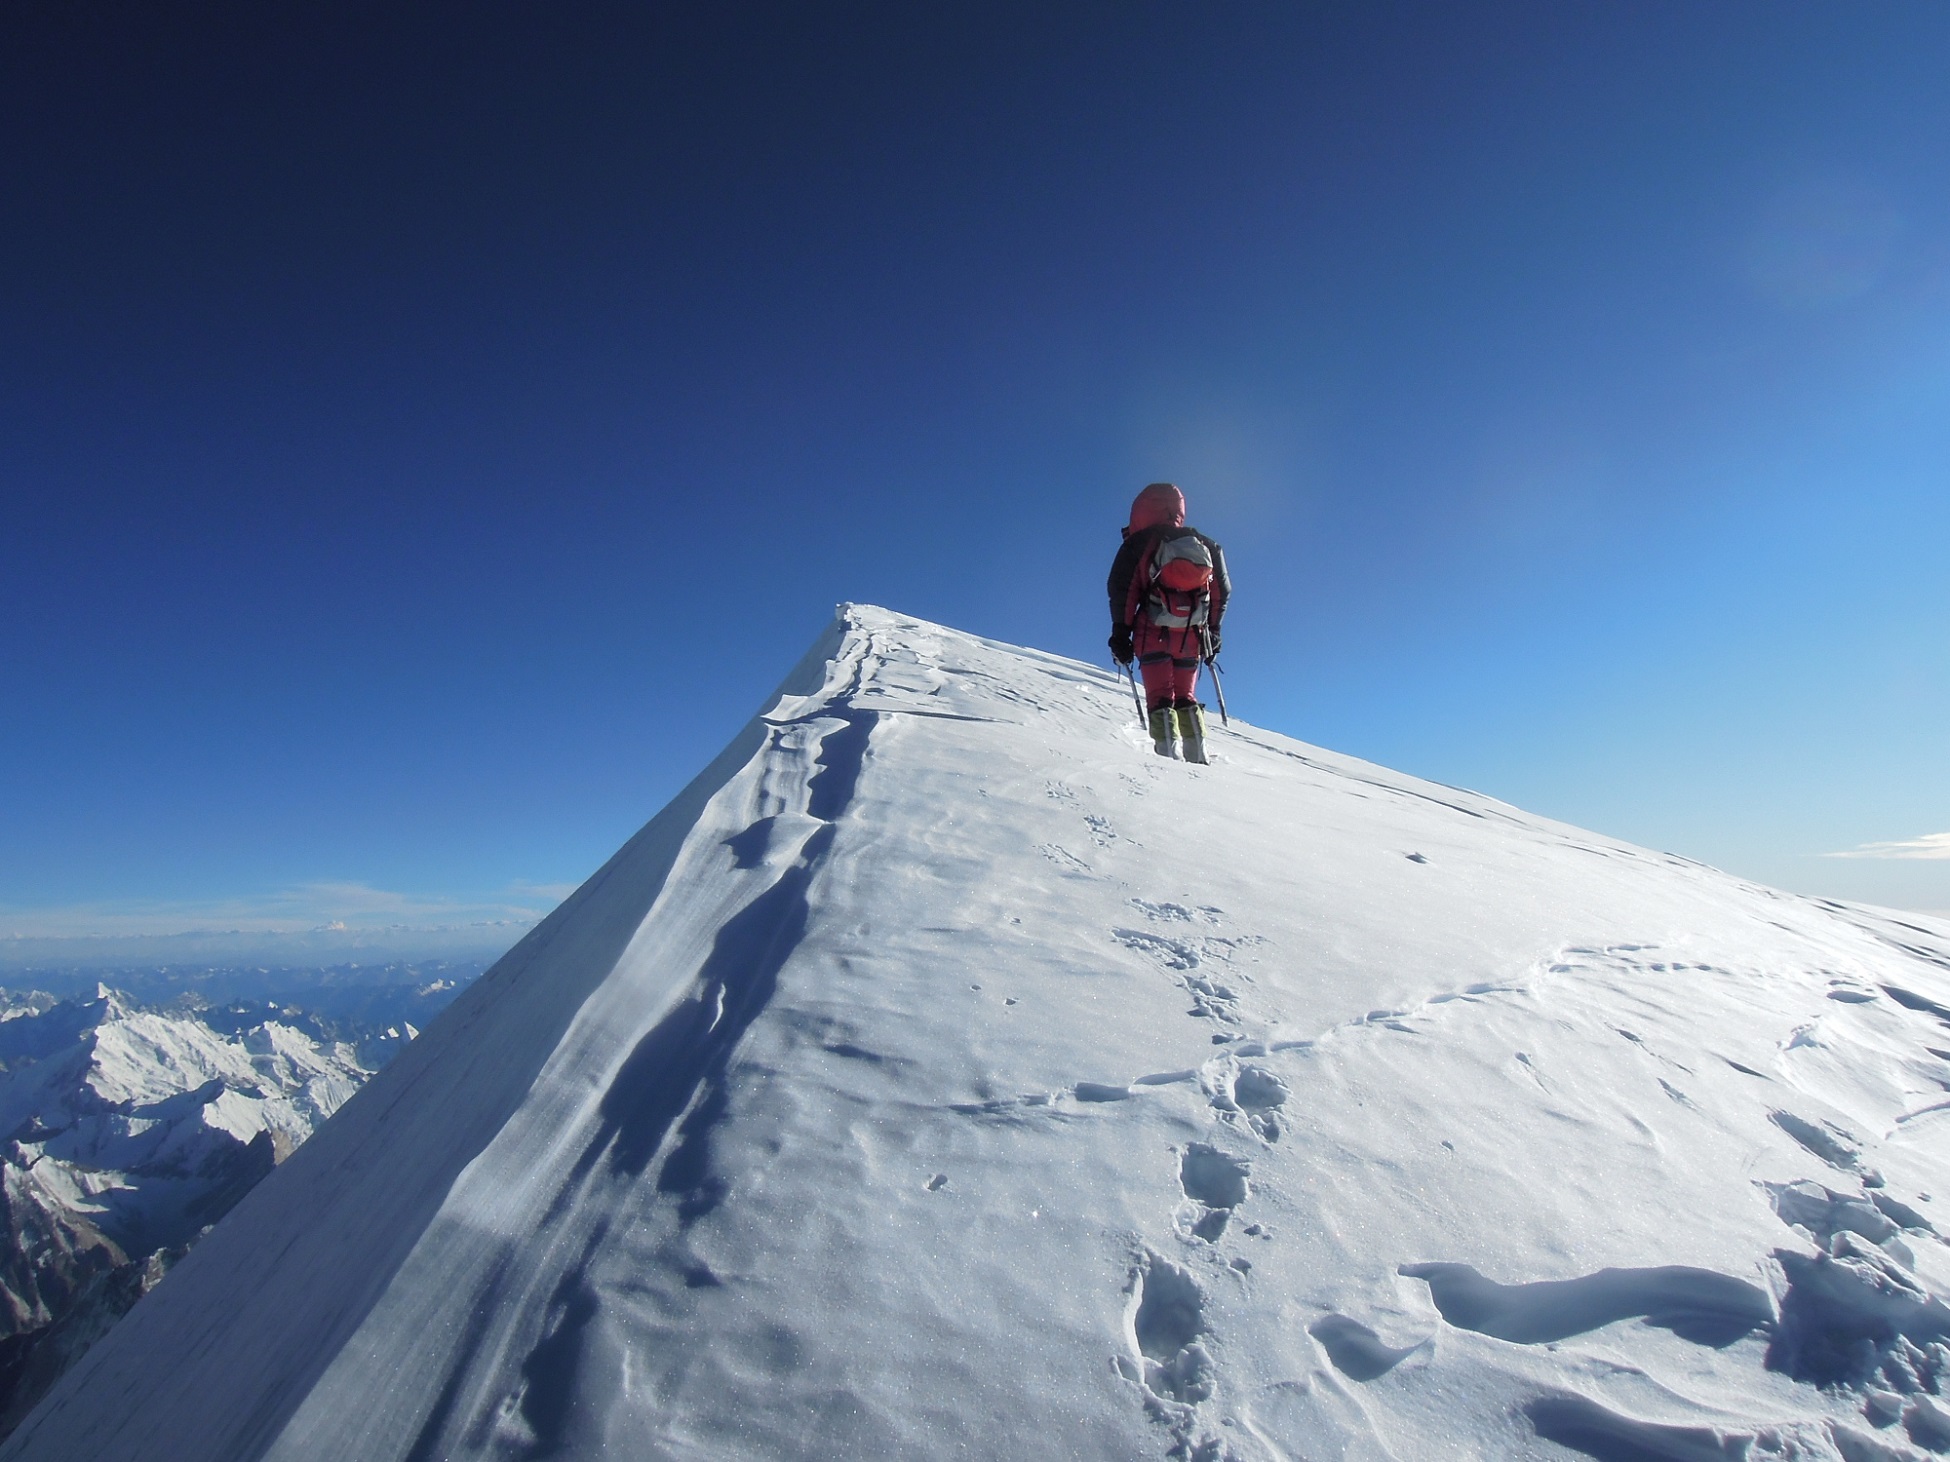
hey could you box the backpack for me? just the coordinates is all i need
[1142,529,1214,629]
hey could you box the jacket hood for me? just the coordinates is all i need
[1127,482,1186,533]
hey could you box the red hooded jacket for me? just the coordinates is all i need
[1107,483,1230,647]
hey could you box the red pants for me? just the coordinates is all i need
[1135,620,1203,710]
[1139,657,1200,710]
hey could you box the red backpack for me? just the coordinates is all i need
[1142,529,1215,628]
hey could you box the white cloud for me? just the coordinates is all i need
[0,879,579,970]
[1824,833,1950,861]
[0,882,561,938]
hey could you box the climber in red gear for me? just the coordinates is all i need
[1107,482,1230,763]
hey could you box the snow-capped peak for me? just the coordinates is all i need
[8,605,1950,1462]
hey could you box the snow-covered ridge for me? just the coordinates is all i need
[8,604,1950,1461]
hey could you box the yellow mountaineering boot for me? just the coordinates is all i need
[1147,706,1180,759]
[1175,702,1209,765]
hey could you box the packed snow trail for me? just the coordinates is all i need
[9,605,1950,1462]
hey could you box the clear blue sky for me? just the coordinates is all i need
[4,1,1947,956]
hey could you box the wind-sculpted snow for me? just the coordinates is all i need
[10,605,1950,1462]
[1524,1394,1751,1462]
[1307,1314,1423,1382]
[1399,1262,1774,1347]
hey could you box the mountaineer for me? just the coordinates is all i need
[1107,482,1230,764]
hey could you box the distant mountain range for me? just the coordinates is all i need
[0,964,482,1436]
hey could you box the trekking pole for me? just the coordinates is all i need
[1124,662,1146,726]
[1200,627,1229,726]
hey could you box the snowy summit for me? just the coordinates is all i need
[8,605,1950,1461]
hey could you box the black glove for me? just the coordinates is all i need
[1109,624,1134,665]
[1204,627,1221,658]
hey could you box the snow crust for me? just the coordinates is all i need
[9,604,1950,1461]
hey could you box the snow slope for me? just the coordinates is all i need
[9,604,1950,1462]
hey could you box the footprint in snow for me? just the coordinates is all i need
[1229,1066,1289,1141]
[1178,1143,1251,1241]
[1116,1253,1216,1422]
[1131,899,1224,926]
[1113,1258,1228,1462]
[1114,929,1203,971]
[1183,973,1241,1024]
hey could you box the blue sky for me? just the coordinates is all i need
[4,1,1947,960]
